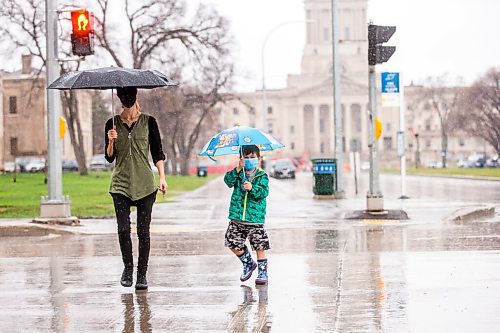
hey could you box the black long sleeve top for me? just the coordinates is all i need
[104,115,165,165]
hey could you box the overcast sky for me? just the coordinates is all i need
[195,0,500,91]
[3,0,498,92]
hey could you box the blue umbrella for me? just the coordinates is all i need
[199,125,284,161]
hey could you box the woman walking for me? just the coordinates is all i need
[105,87,167,290]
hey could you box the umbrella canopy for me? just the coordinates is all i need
[47,66,177,90]
[199,125,285,161]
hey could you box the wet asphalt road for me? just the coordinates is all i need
[0,172,499,332]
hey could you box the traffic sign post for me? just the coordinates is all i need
[381,72,400,107]
[367,24,397,212]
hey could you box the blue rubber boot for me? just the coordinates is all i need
[255,259,268,285]
[237,247,257,282]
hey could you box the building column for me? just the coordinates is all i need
[313,105,321,156]
[329,103,335,155]
[344,103,352,153]
[298,105,306,156]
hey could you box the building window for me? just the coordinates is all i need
[386,123,391,132]
[345,27,350,40]
[426,140,431,148]
[267,106,273,114]
[233,107,239,115]
[9,96,17,114]
[290,125,295,134]
[291,142,295,150]
[320,143,325,153]
[459,138,465,147]
[323,27,329,41]
[10,137,18,155]
[383,136,392,150]
[319,119,325,133]
[425,118,431,131]
[267,123,273,134]
[249,107,255,115]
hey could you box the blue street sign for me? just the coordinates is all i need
[381,72,400,93]
[313,164,336,173]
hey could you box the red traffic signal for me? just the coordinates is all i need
[70,10,94,56]
[71,10,93,34]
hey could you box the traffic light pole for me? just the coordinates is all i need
[39,0,72,219]
[367,65,383,211]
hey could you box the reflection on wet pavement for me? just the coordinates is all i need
[0,173,499,331]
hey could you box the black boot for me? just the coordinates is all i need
[136,267,148,290]
[121,263,133,287]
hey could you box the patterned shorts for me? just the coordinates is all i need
[224,220,271,251]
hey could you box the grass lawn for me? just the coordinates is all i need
[382,167,500,178]
[0,172,217,218]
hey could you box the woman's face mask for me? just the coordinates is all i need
[244,157,259,170]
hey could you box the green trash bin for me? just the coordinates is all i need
[312,158,337,195]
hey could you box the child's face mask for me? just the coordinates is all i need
[244,157,259,170]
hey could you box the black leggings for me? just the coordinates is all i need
[111,191,157,271]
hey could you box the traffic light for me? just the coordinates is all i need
[368,24,396,66]
[70,10,94,56]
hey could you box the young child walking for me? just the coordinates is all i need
[224,145,270,285]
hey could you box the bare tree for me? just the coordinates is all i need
[141,54,235,175]
[1,0,232,176]
[456,68,500,156]
[93,0,230,69]
[415,75,462,168]
[91,0,232,174]
[0,0,91,175]
[92,91,111,154]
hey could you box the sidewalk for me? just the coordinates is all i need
[1,173,499,332]
[1,173,497,235]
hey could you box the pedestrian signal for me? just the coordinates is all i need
[70,10,94,56]
[375,116,382,140]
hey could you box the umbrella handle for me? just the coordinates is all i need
[112,88,115,128]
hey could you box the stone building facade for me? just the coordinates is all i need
[0,55,93,169]
[214,0,492,168]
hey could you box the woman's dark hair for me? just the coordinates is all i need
[116,87,138,108]
[240,145,260,157]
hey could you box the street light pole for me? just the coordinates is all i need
[261,20,311,131]
[331,0,345,198]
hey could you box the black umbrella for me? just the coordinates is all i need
[47,66,177,90]
[47,66,177,126]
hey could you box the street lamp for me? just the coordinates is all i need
[260,20,313,131]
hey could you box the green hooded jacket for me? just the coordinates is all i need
[224,167,269,224]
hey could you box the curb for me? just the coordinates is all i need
[447,206,496,224]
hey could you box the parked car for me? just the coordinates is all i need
[3,162,19,173]
[62,160,79,172]
[24,158,46,172]
[90,154,113,171]
[486,156,499,168]
[15,158,31,172]
[270,158,296,179]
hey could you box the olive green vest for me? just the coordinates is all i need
[109,114,157,201]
